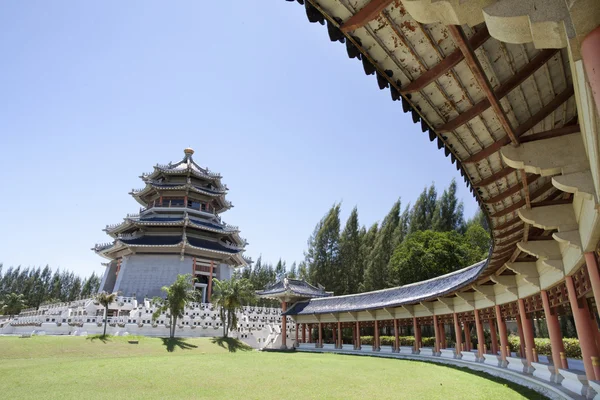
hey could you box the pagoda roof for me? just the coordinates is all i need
[257,278,333,300]
[284,259,487,315]
[132,182,228,198]
[104,216,241,238]
[144,148,222,181]
[95,234,244,255]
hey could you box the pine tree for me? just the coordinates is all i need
[275,259,286,280]
[307,204,341,294]
[288,262,297,279]
[409,185,437,233]
[363,200,401,291]
[432,179,465,232]
[339,207,362,295]
[297,261,309,281]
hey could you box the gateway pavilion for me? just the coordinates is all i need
[93,148,250,302]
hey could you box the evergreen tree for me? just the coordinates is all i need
[363,200,401,291]
[288,262,297,279]
[274,259,286,281]
[307,204,341,294]
[339,207,362,294]
[432,179,465,232]
[409,184,437,233]
[297,261,309,281]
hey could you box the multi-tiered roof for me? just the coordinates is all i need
[93,148,249,267]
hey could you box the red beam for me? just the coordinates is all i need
[463,85,574,164]
[437,49,559,133]
[520,124,580,143]
[484,175,540,205]
[495,225,524,240]
[493,218,523,231]
[401,27,490,94]
[340,0,393,33]
[474,167,515,188]
[491,182,555,218]
[448,25,517,145]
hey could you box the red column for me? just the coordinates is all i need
[453,313,462,356]
[393,319,399,352]
[337,321,342,349]
[302,323,306,344]
[516,316,526,358]
[585,252,600,317]
[464,322,471,351]
[332,323,337,347]
[489,318,499,355]
[352,322,357,349]
[541,290,568,370]
[356,321,361,350]
[294,320,299,347]
[413,317,421,352]
[582,26,600,117]
[474,309,485,359]
[566,275,600,380]
[308,324,312,344]
[207,261,214,302]
[442,323,448,348]
[433,315,441,354]
[518,298,536,366]
[318,322,323,348]
[373,320,380,351]
[281,301,287,348]
[495,305,509,362]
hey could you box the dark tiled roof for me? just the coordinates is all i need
[257,279,332,298]
[284,260,487,315]
[137,216,228,231]
[150,183,223,194]
[120,236,182,246]
[187,237,240,254]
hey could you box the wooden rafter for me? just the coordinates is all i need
[520,124,580,144]
[530,198,573,208]
[401,27,490,94]
[340,0,392,33]
[494,217,524,231]
[484,174,540,204]
[490,181,555,218]
[464,85,575,164]
[447,25,517,144]
[520,170,531,208]
[474,167,515,187]
[495,225,524,240]
[437,49,559,133]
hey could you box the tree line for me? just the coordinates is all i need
[0,264,101,310]
[241,179,490,297]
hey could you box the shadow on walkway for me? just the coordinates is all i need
[211,337,252,353]
[86,334,111,343]
[160,337,199,352]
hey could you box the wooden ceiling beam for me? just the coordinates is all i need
[340,0,393,33]
[484,174,540,204]
[530,198,573,208]
[520,170,531,208]
[494,225,524,240]
[463,85,575,164]
[447,25,517,145]
[493,217,523,231]
[438,49,559,133]
[491,182,555,218]
[401,27,490,94]
[474,167,515,188]
[520,124,580,144]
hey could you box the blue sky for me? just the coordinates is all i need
[0,1,478,277]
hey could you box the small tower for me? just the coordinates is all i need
[257,278,332,349]
[93,148,250,301]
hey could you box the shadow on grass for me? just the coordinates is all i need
[86,334,111,343]
[160,337,199,352]
[211,336,253,353]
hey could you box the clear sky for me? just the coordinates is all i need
[0,1,479,278]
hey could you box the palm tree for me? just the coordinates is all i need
[211,276,255,337]
[1,293,26,318]
[96,292,117,337]
[152,274,195,339]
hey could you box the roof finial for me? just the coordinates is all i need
[184,147,194,157]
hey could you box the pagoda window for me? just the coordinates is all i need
[201,203,207,212]
[189,201,201,210]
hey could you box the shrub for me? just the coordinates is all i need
[506,334,582,359]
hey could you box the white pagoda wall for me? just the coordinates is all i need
[100,261,118,293]
[114,254,193,300]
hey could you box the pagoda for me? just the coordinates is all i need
[93,148,249,301]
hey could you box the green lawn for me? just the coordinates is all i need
[1,335,545,399]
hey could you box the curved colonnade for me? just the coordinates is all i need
[280,0,600,398]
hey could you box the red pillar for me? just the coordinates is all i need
[566,275,600,380]
[474,309,485,359]
[518,298,536,366]
[393,319,400,352]
[453,313,462,356]
[585,252,600,317]
[373,320,380,351]
[302,323,306,344]
[516,316,526,358]
[433,315,441,354]
[489,318,499,355]
[356,321,361,350]
[295,320,299,347]
[337,321,342,349]
[582,26,600,117]
[464,322,471,351]
[495,305,509,362]
[352,322,357,349]
[308,324,312,344]
[332,323,336,347]
[541,289,568,370]
[318,322,323,348]
[413,317,421,352]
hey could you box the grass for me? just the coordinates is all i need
[1,336,546,400]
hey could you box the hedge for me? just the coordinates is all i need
[356,334,582,359]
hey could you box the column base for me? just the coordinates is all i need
[460,351,477,362]
[531,362,561,384]
[559,369,589,397]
